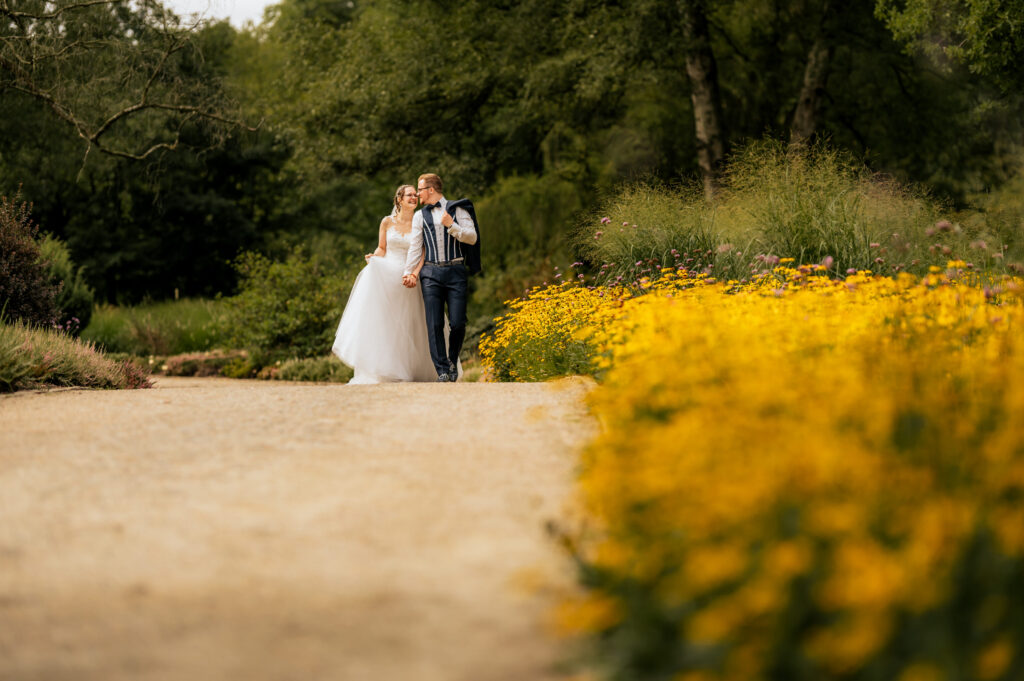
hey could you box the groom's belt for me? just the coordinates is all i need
[424,258,465,267]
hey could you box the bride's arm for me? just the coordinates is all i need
[403,212,424,277]
[366,217,388,261]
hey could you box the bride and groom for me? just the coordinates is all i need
[331,173,480,384]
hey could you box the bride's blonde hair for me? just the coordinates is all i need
[392,184,415,218]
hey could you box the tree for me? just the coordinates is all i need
[680,0,727,199]
[790,0,833,146]
[0,0,254,163]
[876,0,1024,93]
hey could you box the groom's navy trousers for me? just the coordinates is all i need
[420,262,468,376]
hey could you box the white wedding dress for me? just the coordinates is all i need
[332,220,458,383]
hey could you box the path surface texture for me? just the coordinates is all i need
[0,376,596,681]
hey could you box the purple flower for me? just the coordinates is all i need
[600,217,611,224]
[869,242,881,249]
[846,268,857,274]
[821,256,834,269]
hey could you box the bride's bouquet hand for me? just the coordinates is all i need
[364,253,374,262]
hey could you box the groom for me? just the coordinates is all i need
[402,173,481,382]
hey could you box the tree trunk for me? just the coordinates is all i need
[680,0,726,201]
[790,3,833,146]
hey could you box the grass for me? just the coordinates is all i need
[578,140,1024,285]
[1,319,151,392]
[81,298,227,356]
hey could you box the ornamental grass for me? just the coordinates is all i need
[482,267,1024,681]
[0,318,151,392]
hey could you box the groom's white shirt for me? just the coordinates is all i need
[403,196,477,276]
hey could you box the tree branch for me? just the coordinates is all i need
[1,0,129,21]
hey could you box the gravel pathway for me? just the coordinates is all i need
[0,376,595,681]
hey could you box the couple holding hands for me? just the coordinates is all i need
[332,174,480,384]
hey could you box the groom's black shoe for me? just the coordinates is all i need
[436,373,451,382]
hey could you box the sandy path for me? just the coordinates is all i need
[0,376,595,681]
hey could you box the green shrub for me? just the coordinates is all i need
[725,141,946,275]
[0,189,60,327]
[578,140,1013,285]
[82,298,227,355]
[154,350,248,377]
[220,248,352,359]
[577,181,717,283]
[477,173,583,270]
[0,318,151,392]
[219,353,260,379]
[461,173,586,349]
[38,234,95,335]
[270,356,353,382]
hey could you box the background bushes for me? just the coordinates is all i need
[83,299,227,356]
[0,191,60,327]
[579,142,1024,285]
[220,248,353,361]
[0,318,150,392]
[39,234,95,334]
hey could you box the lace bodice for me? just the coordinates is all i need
[384,221,413,262]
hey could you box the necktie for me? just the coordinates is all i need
[426,202,441,210]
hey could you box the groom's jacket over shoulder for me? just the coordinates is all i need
[446,199,482,276]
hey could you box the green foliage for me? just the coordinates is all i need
[461,173,586,343]
[724,141,943,274]
[38,234,94,334]
[272,356,353,382]
[0,190,60,327]
[477,173,583,270]
[3,0,1024,315]
[157,350,248,377]
[82,298,227,355]
[220,249,352,359]
[0,318,151,392]
[580,141,1022,285]
[577,181,717,282]
[877,0,1024,93]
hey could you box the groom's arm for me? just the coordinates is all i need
[403,212,424,277]
[445,207,477,245]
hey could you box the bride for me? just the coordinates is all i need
[332,185,456,383]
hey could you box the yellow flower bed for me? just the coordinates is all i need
[484,268,1024,680]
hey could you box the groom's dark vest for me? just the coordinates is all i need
[422,199,482,275]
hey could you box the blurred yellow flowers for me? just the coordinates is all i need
[484,267,1024,680]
